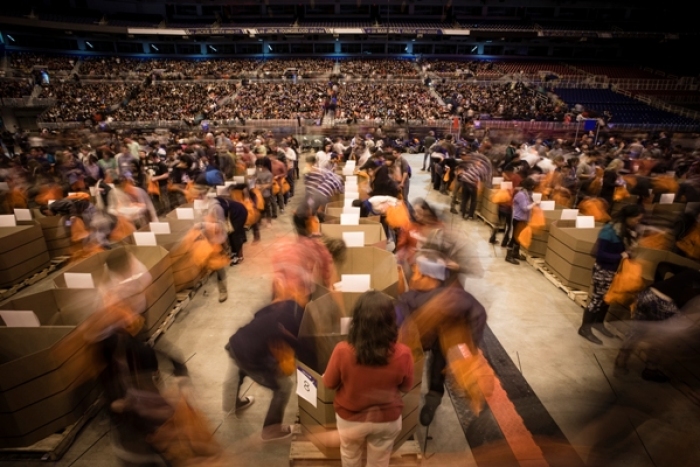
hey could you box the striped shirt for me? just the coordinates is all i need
[304,168,344,201]
[457,153,493,186]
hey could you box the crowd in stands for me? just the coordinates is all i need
[435,82,567,122]
[422,59,502,78]
[228,82,327,120]
[38,81,133,123]
[495,62,584,78]
[8,52,76,71]
[79,57,261,79]
[260,58,334,75]
[0,79,35,98]
[336,83,441,122]
[79,56,145,78]
[339,58,419,78]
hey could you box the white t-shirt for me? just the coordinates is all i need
[316,150,331,169]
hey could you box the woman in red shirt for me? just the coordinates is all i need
[323,291,414,467]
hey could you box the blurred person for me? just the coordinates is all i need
[107,176,158,226]
[145,151,170,215]
[489,169,518,247]
[316,141,333,170]
[614,267,700,382]
[270,153,288,213]
[506,177,538,265]
[294,155,343,237]
[578,204,643,344]
[255,157,276,221]
[222,264,316,441]
[217,187,248,265]
[421,131,436,171]
[391,148,411,202]
[395,251,487,426]
[452,151,492,220]
[323,291,414,467]
[203,192,232,302]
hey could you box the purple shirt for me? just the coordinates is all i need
[513,190,532,221]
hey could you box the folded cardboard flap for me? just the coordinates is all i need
[0,290,100,327]
[635,247,700,283]
[320,220,387,246]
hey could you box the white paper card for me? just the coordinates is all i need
[133,232,157,246]
[89,186,98,196]
[149,222,171,234]
[660,193,675,204]
[341,213,360,225]
[342,167,355,176]
[48,199,55,205]
[340,317,352,335]
[233,176,245,184]
[532,193,543,203]
[296,368,318,408]
[344,191,359,201]
[492,177,504,186]
[14,209,32,221]
[342,206,360,215]
[345,181,358,190]
[561,209,579,220]
[0,215,17,227]
[342,231,365,247]
[176,208,195,220]
[224,181,235,187]
[0,182,8,191]
[344,198,355,208]
[500,181,513,190]
[64,272,95,289]
[345,161,356,168]
[576,216,595,228]
[345,176,357,185]
[194,199,207,210]
[68,192,77,197]
[540,200,556,211]
[340,274,371,293]
[0,311,40,327]
[247,168,256,176]
[216,186,227,196]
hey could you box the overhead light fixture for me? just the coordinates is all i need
[471,46,477,52]
[151,44,159,51]
[7,34,15,42]
[209,45,217,52]
[86,41,94,49]
[268,45,273,51]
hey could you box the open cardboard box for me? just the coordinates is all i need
[320,219,387,248]
[650,203,686,228]
[544,220,601,291]
[635,247,700,283]
[0,289,102,447]
[296,291,423,458]
[477,187,503,227]
[53,246,176,337]
[133,219,204,292]
[0,222,51,288]
[522,209,564,258]
[31,209,75,258]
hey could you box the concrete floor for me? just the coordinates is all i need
[5,153,700,467]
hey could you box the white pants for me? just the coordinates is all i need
[335,414,402,467]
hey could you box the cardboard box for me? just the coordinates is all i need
[53,246,176,336]
[0,288,103,447]
[477,188,503,227]
[0,223,51,288]
[635,247,700,283]
[544,220,601,291]
[325,201,346,218]
[651,203,686,228]
[320,219,387,247]
[522,209,564,258]
[610,196,639,218]
[32,209,75,259]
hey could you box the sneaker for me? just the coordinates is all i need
[261,424,293,442]
[230,256,244,265]
[235,396,255,412]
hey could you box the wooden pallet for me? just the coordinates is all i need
[0,256,70,302]
[147,272,209,346]
[0,397,103,462]
[524,253,545,268]
[290,437,422,467]
[475,211,504,232]
[534,263,589,309]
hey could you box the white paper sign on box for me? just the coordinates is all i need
[0,311,40,327]
[340,213,360,225]
[492,177,504,186]
[176,208,195,220]
[149,222,171,234]
[296,368,318,408]
[540,200,556,211]
[345,161,356,169]
[133,232,158,246]
[345,176,357,185]
[0,215,17,227]
[344,191,359,201]
[576,216,595,228]
[659,193,675,204]
[216,186,227,196]
[14,209,32,222]
[340,317,352,335]
[561,209,579,220]
[340,274,371,292]
[247,168,256,176]
[342,167,355,176]
[64,272,95,289]
[89,186,98,197]
[194,199,208,210]
[224,181,235,187]
[500,181,513,190]
[345,181,358,191]
[532,193,543,203]
[48,199,55,205]
[342,231,365,247]
[342,206,360,215]
[344,198,355,208]
[233,176,246,184]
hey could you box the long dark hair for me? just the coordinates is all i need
[348,291,397,366]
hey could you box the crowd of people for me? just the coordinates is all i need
[434,81,568,121]
[339,58,420,77]
[0,78,35,98]
[260,58,334,75]
[227,82,328,121]
[422,59,501,78]
[8,51,76,71]
[38,81,134,122]
[335,83,441,122]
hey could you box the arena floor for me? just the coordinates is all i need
[5,153,700,467]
